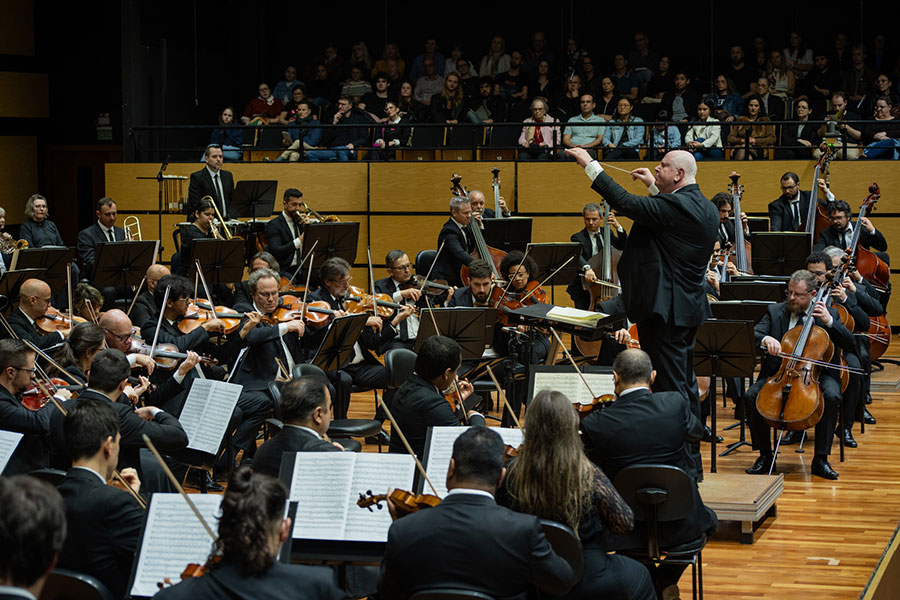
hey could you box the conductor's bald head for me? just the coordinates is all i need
[655,150,697,194]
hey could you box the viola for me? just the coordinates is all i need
[35,307,86,334]
[21,378,77,411]
[279,276,306,295]
[357,489,441,517]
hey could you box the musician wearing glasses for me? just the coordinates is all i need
[0,339,54,475]
[813,200,888,255]
[374,250,424,352]
[5,278,70,349]
[468,189,510,221]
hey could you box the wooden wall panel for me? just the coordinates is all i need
[0,136,38,224]
[0,0,34,56]
[369,162,499,212]
[0,73,47,118]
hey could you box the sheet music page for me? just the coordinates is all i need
[343,454,415,542]
[424,426,524,498]
[289,452,356,540]
[0,430,23,474]
[130,494,222,598]
[532,371,615,405]
[178,379,243,455]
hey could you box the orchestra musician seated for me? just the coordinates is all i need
[154,466,343,600]
[379,426,576,599]
[175,198,220,277]
[468,188,510,220]
[742,270,856,479]
[711,191,749,247]
[76,197,126,280]
[233,252,280,307]
[432,195,476,288]
[580,349,717,598]
[494,250,550,365]
[447,259,495,308]
[254,375,347,478]
[0,475,67,600]
[567,202,628,310]
[497,389,655,600]
[374,249,425,352]
[73,282,104,322]
[387,335,483,460]
[4,278,71,349]
[130,264,170,330]
[814,199,888,260]
[264,188,309,283]
[56,398,144,600]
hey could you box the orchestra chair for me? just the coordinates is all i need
[539,519,584,581]
[613,464,707,600]
[39,569,114,600]
[265,378,363,453]
[415,250,437,279]
[410,590,496,600]
[28,468,67,487]
[479,125,519,161]
[399,125,444,162]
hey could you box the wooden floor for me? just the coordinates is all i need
[344,345,900,600]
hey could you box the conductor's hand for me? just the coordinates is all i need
[201,318,226,333]
[812,300,833,326]
[630,168,655,188]
[565,147,593,167]
[761,335,782,356]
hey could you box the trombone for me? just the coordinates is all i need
[201,195,240,240]
[123,216,141,241]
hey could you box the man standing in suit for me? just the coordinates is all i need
[4,278,70,349]
[767,172,813,232]
[57,398,144,600]
[264,188,307,281]
[432,196,476,288]
[581,349,716,598]
[566,202,628,310]
[379,427,575,599]
[814,199,888,255]
[254,376,345,477]
[374,250,424,352]
[188,144,234,219]
[566,147,718,476]
[0,475,67,600]
[76,197,126,279]
[743,270,855,479]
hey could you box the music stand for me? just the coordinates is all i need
[91,241,159,289]
[231,180,278,220]
[0,268,47,312]
[188,239,246,285]
[746,217,770,234]
[10,247,76,292]
[709,301,771,325]
[719,282,786,302]
[526,242,582,304]
[310,313,369,372]
[304,223,360,268]
[415,308,497,360]
[481,217,533,253]
[751,232,811,276]
[693,319,756,473]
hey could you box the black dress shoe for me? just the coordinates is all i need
[841,428,858,448]
[187,470,224,492]
[812,458,839,480]
[865,393,873,405]
[365,430,391,445]
[780,430,803,445]
[863,408,876,424]
[746,455,776,475]
[702,426,723,443]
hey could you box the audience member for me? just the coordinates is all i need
[784,32,814,80]
[494,50,529,105]
[307,63,339,107]
[707,74,743,122]
[444,43,476,79]
[564,38,589,75]
[554,73,582,121]
[831,33,852,71]
[755,77,786,120]
[396,80,423,122]
[604,96,644,159]
[580,55,602,101]
[776,96,818,159]
[845,98,900,159]
[359,73,391,119]
[524,31,554,77]
[348,41,372,75]
[727,94,776,160]
[371,101,411,160]
[767,49,796,97]
[305,97,372,161]
[465,77,507,123]
[410,38,445,80]
[562,93,606,158]
[649,109,681,160]
[276,85,308,125]
[628,31,662,85]
[842,44,876,104]
[430,72,466,123]
[272,101,322,162]
[595,76,619,121]
[661,70,700,124]
[372,42,405,78]
[807,52,843,113]
[242,82,284,125]
[685,99,724,160]
[645,56,674,99]
[530,59,553,99]
[727,44,757,97]
[414,58,444,105]
[273,65,302,104]
[860,73,900,119]
[455,58,480,100]
[518,97,560,161]
[814,91,861,160]
[609,53,639,100]
[340,65,373,105]
[209,107,243,161]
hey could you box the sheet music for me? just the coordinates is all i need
[531,371,615,405]
[0,430,23,474]
[129,494,221,598]
[178,379,242,455]
[424,426,523,498]
[288,452,415,542]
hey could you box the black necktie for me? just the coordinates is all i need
[107,229,114,242]
[593,233,603,255]
[791,202,800,230]
[290,218,301,265]
[840,231,847,250]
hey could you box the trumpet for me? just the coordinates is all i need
[123,216,141,241]
[0,236,28,253]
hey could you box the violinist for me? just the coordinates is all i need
[711,192,749,247]
[387,335,483,460]
[57,399,144,600]
[50,322,105,386]
[380,427,576,599]
[4,278,71,349]
[432,195,476,287]
[468,189,510,221]
[744,270,856,479]
[497,389,655,600]
[175,198,220,277]
[580,349,716,598]
[233,251,280,307]
[264,188,308,282]
[495,251,550,364]
[130,264,170,330]
[567,202,627,310]
[73,282,104,322]
[814,200,888,257]
[0,339,54,475]
[373,249,424,351]
[154,466,342,600]
[0,475,67,600]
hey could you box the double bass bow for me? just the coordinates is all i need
[452,174,507,286]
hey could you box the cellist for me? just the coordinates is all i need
[744,270,855,480]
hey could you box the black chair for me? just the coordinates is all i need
[539,519,584,581]
[481,125,520,161]
[415,250,438,280]
[410,590,495,600]
[29,468,67,486]
[384,348,416,389]
[404,126,444,161]
[39,569,114,600]
[613,464,706,600]
[266,377,363,453]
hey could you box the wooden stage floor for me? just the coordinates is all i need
[346,348,900,599]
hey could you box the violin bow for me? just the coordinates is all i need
[66,263,74,329]
[493,247,532,309]
[366,246,378,318]
[0,312,18,340]
[375,397,440,496]
[142,435,216,540]
[419,240,446,296]
[282,239,319,291]
[549,328,600,401]
[126,276,145,318]
[21,340,84,387]
[484,364,521,429]
[299,252,314,323]
[148,285,171,367]
[423,295,468,425]
[274,357,290,381]
[194,260,219,323]
[519,255,576,303]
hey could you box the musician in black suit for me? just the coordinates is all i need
[580,349,717,597]
[814,199,888,256]
[76,197,126,280]
[0,340,55,475]
[566,202,628,310]
[468,189,511,220]
[567,147,719,476]
[446,260,505,366]
[743,270,856,480]
[374,250,427,352]
[264,188,309,281]
[767,171,815,232]
[432,196,476,288]
[0,475,67,600]
[154,466,342,600]
[710,192,751,247]
[379,427,575,599]
[233,252,280,307]
[254,376,344,477]
[129,264,169,329]
[57,398,144,600]
[187,144,234,219]
[2,279,69,349]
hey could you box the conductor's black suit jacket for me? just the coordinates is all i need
[432,218,476,287]
[589,172,718,327]
[254,425,340,477]
[379,491,575,599]
[76,223,126,277]
[187,167,234,218]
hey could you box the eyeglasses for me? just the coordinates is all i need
[786,290,813,298]
[829,214,847,221]
[12,366,35,373]
[390,264,412,272]
[104,328,133,343]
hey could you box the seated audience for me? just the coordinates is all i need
[727,94,775,160]
[685,99,724,160]
[242,83,284,125]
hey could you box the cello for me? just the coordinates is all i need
[452,174,506,286]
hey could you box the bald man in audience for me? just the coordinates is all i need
[3,279,70,348]
[130,264,170,329]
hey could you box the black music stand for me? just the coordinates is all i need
[10,247,76,292]
[188,239,246,285]
[526,242,582,304]
[231,180,278,220]
[305,222,361,267]
[746,217,770,234]
[481,217,533,253]
[415,308,498,360]
[751,232,811,276]
[0,268,47,312]
[710,301,771,325]
[693,319,756,473]
[720,282,786,302]
[310,313,369,372]
[91,241,159,289]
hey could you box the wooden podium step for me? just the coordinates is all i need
[698,472,784,544]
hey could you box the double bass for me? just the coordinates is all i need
[799,148,833,249]
[847,183,890,292]
[585,201,622,309]
[727,172,752,275]
[452,174,506,286]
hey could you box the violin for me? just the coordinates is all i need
[504,443,521,463]
[491,280,548,326]
[263,295,335,327]
[357,489,441,517]
[399,275,452,304]
[177,302,243,335]
[35,307,86,334]
[573,394,616,418]
[21,378,78,411]
[279,277,306,295]
[129,339,219,370]
[343,285,402,318]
